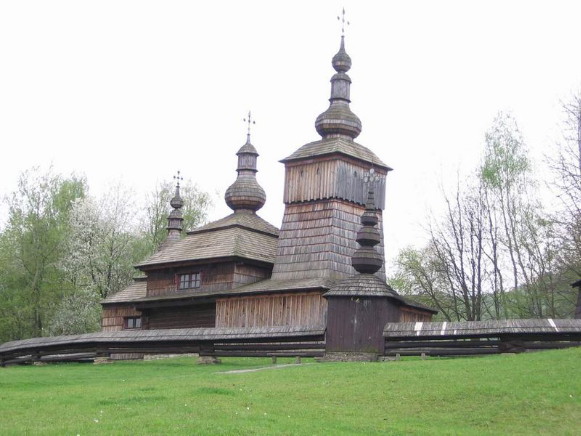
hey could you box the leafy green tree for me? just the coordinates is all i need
[0,167,86,340]
[47,287,102,336]
[62,184,145,300]
[143,178,213,251]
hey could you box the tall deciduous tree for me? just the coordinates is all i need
[550,91,581,279]
[62,184,148,299]
[143,179,213,251]
[391,111,576,320]
[0,167,86,339]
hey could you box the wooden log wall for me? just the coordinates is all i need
[283,157,386,209]
[146,264,232,296]
[144,304,216,330]
[211,341,326,358]
[271,199,386,281]
[101,305,141,332]
[215,292,327,328]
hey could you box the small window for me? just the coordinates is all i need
[178,272,201,290]
[125,317,142,329]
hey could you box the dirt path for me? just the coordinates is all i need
[217,363,309,374]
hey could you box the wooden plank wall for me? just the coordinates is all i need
[101,306,141,332]
[233,264,271,287]
[283,158,386,209]
[399,307,434,322]
[326,298,400,353]
[271,199,386,281]
[215,292,327,328]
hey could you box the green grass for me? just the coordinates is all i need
[1,349,580,435]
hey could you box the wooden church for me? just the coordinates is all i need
[101,30,436,356]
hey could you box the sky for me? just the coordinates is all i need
[1,1,581,271]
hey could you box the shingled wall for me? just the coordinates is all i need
[271,199,385,282]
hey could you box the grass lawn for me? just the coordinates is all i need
[0,348,580,435]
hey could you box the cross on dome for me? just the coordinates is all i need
[173,170,183,188]
[363,168,379,185]
[243,111,256,139]
[337,7,349,37]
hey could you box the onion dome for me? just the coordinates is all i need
[224,132,266,213]
[315,35,362,140]
[166,172,184,242]
[351,188,383,274]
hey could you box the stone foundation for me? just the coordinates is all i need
[197,356,222,364]
[318,352,379,362]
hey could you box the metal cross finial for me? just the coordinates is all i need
[337,7,349,37]
[243,110,255,136]
[173,170,183,188]
[363,167,379,185]
[363,167,378,209]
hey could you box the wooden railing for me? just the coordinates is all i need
[3,319,581,365]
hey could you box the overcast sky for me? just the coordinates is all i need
[1,1,581,271]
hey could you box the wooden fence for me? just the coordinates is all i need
[2,319,581,365]
[383,319,581,357]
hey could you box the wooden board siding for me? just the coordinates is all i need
[283,157,387,209]
[326,297,401,354]
[146,263,237,297]
[400,306,434,323]
[215,292,327,328]
[144,303,216,330]
[271,199,386,281]
[101,306,141,332]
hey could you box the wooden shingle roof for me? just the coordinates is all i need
[324,274,437,313]
[130,277,336,305]
[218,277,338,295]
[137,212,279,269]
[0,326,325,356]
[102,278,147,304]
[325,274,402,298]
[190,211,278,236]
[384,319,581,338]
[281,137,391,170]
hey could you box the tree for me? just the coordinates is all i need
[549,91,581,279]
[393,179,489,321]
[390,111,576,320]
[143,178,213,251]
[391,246,457,321]
[62,184,147,299]
[47,287,102,336]
[0,167,86,339]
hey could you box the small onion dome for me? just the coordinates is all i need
[332,35,352,73]
[170,187,184,210]
[315,35,362,140]
[224,135,266,212]
[225,176,266,211]
[352,189,383,274]
[166,179,184,243]
[315,102,362,139]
